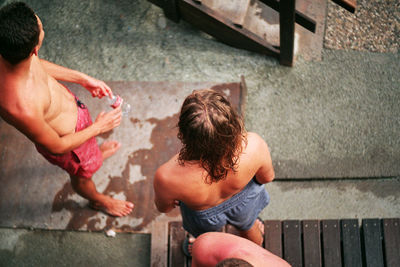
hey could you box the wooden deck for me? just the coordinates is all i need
[151,218,400,267]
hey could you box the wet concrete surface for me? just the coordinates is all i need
[0,81,243,232]
[0,228,150,267]
[22,0,399,179]
[261,177,400,220]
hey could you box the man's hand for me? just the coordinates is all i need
[81,75,113,99]
[93,105,122,134]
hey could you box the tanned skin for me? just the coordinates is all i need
[154,132,275,245]
[0,16,133,217]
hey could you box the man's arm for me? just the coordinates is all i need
[153,168,178,213]
[39,59,112,98]
[5,105,121,154]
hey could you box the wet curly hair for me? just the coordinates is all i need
[177,89,247,183]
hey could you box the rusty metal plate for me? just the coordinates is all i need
[0,80,245,233]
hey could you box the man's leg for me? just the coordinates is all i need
[70,174,134,217]
[100,140,121,160]
[238,219,264,246]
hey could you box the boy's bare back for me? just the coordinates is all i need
[154,132,274,212]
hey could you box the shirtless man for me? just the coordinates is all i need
[154,89,275,251]
[192,232,291,267]
[0,2,133,217]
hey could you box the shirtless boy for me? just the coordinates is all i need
[0,2,133,217]
[192,232,291,267]
[154,89,275,251]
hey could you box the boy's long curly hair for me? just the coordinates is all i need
[178,89,247,183]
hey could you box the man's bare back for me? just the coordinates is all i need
[0,4,133,217]
[155,132,274,211]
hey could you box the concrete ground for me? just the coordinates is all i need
[0,0,399,266]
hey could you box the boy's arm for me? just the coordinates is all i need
[39,59,112,98]
[153,169,178,213]
[254,134,275,184]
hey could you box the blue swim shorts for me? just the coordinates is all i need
[179,178,270,237]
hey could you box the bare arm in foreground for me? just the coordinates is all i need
[192,232,291,267]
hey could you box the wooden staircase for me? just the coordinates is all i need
[148,0,356,66]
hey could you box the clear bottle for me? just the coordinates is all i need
[108,95,131,116]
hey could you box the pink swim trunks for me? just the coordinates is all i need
[35,87,103,179]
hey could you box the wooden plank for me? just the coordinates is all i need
[279,0,296,66]
[362,219,384,267]
[151,221,169,267]
[169,221,188,267]
[382,218,400,267]
[179,0,280,57]
[259,0,316,32]
[330,0,356,13]
[322,220,342,267]
[200,0,251,27]
[244,0,326,62]
[341,219,362,267]
[283,220,302,267]
[303,220,322,267]
[264,220,282,258]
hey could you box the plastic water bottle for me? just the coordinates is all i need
[108,95,131,116]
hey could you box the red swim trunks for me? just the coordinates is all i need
[35,87,103,179]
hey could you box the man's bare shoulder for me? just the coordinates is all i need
[154,156,185,201]
[238,132,271,176]
[155,155,179,182]
[245,132,268,152]
[0,93,39,127]
[155,155,202,190]
[1,77,43,110]
[0,81,51,149]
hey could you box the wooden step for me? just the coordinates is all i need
[152,218,400,267]
[198,0,251,27]
[179,0,280,56]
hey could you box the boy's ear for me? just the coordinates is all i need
[32,45,39,56]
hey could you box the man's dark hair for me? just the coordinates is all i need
[0,2,39,64]
[178,89,247,183]
[216,258,254,267]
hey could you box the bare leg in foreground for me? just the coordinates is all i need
[239,219,264,246]
[71,140,134,217]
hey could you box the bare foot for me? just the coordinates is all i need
[90,195,134,217]
[183,235,196,257]
[256,218,265,246]
[256,218,265,236]
[188,236,196,255]
[239,218,264,246]
[100,140,121,160]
